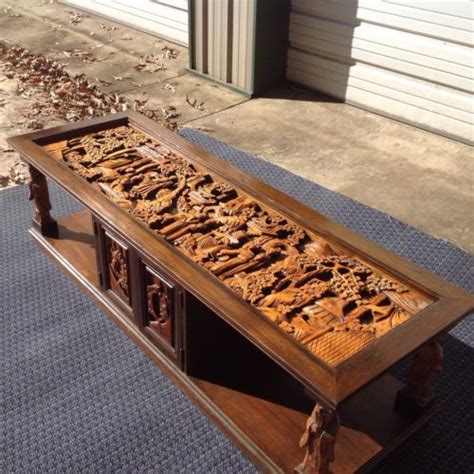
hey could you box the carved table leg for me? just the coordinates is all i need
[295,403,340,474]
[395,340,443,418]
[28,165,58,238]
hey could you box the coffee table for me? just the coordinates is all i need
[8,111,473,473]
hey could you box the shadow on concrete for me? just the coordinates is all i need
[266,0,360,103]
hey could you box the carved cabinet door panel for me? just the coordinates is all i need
[93,217,134,319]
[139,262,183,366]
[145,267,174,346]
[105,233,130,303]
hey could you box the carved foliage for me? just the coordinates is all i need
[48,125,434,366]
[145,268,174,347]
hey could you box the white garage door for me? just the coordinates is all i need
[60,0,189,46]
[286,1,473,144]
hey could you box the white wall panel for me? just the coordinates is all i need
[60,0,189,45]
[287,0,474,143]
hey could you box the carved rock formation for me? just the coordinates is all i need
[44,125,434,366]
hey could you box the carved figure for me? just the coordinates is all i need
[28,165,58,237]
[45,125,434,366]
[403,341,443,407]
[296,404,340,474]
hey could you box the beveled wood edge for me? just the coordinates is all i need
[8,111,474,405]
[29,226,283,474]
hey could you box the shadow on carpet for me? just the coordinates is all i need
[1,129,472,473]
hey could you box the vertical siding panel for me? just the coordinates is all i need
[207,0,214,77]
[214,0,220,80]
[226,0,234,83]
[238,0,248,89]
[232,0,241,86]
[194,0,203,71]
[220,0,228,81]
[245,0,255,92]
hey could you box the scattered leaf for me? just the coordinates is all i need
[161,105,180,120]
[9,161,29,184]
[3,7,23,18]
[63,49,97,63]
[186,94,205,111]
[183,125,214,132]
[96,78,112,86]
[68,10,85,26]
[26,119,44,130]
[135,54,166,73]
[161,45,179,60]
[0,174,9,187]
[162,83,176,93]
[100,23,117,42]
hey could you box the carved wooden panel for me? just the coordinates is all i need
[44,125,434,366]
[104,232,130,304]
[144,267,175,348]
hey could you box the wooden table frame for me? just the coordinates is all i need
[8,111,474,473]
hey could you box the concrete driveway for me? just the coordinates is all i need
[0,0,472,254]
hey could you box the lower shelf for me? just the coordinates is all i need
[30,210,433,473]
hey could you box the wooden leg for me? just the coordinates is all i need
[295,403,340,474]
[395,341,443,418]
[28,165,58,238]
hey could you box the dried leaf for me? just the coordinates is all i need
[186,94,205,111]
[9,161,29,184]
[0,174,9,187]
[96,78,112,86]
[0,41,176,131]
[100,23,117,42]
[161,45,179,60]
[63,49,97,63]
[162,83,176,93]
[68,11,85,26]
[26,119,44,130]
[161,105,180,120]
[135,54,166,73]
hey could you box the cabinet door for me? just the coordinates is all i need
[144,267,175,347]
[140,262,184,366]
[93,217,135,320]
[104,232,131,305]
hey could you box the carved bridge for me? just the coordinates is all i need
[46,124,432,367]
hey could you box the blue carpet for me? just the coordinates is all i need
[1,129,472,473]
